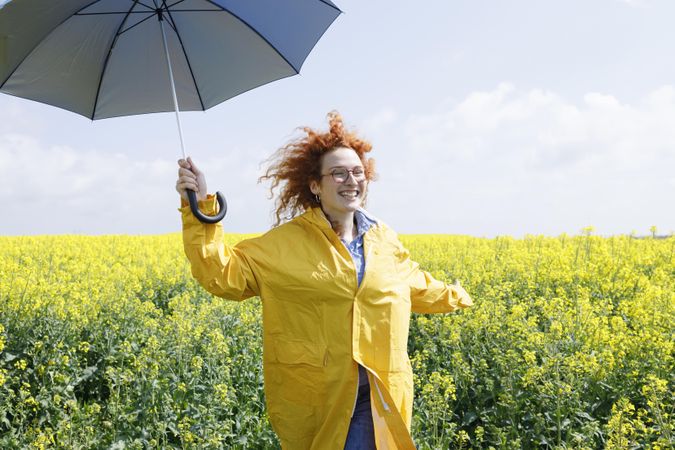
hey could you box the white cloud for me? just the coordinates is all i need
[403,83,675,174]
[0,134,167,200]
[0,133,270,235]
[2,84,673,237]
[366,84,675,236]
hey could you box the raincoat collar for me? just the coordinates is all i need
[302,206,379,232]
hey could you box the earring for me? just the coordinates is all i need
[315,194,321,204]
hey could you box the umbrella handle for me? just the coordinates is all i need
[187,190,227,223]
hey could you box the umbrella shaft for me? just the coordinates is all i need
[158,16,187,160]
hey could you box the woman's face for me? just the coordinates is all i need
[310,147,368,216]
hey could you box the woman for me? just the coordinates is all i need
[175,112,473,450]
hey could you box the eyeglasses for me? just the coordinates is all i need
[321,167,366,183]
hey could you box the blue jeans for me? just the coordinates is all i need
[344,382,376,450]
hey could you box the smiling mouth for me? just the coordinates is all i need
[339,190,359,199]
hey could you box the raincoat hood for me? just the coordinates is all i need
[180,197,473,449]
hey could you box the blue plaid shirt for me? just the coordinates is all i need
[339,209,378,386]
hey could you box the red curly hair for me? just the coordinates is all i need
[258,111,377,226]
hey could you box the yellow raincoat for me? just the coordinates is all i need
[180,194,473,449]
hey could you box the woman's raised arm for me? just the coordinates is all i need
[177,158,261,301]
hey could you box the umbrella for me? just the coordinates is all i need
[0,0,341,223]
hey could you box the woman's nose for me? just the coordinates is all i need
[344,172,358,184]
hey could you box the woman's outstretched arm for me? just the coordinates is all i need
[394,238,474,314]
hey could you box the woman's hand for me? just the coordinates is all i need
[176,156,208,202]
[452,279,472,302]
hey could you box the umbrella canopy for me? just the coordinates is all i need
[0,0,341,223]
[0,0,341,119]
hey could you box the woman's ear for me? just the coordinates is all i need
[309,180,320,195]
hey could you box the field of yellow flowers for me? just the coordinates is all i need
[0,232,672,449]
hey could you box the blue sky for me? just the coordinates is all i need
[1,0,674,236]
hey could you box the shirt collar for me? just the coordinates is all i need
[354,208,377,237]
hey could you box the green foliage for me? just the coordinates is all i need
[0,233,673,449]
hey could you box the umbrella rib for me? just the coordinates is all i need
[136,1,156,10]
[201,0,299,73]
[161,12,178,34]
[90,1,141,119]
[163,2,206,111]
[293,3,342,73]
[315,0,342,14]
[75,11,154,15]
[163,0,222,12]
[0,0,104,90]
[118,12,157,35]
[167,0,189,8]
[157,9,223,12]
[76,10,223,15]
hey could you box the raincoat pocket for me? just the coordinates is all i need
[269,338,328,407]
[272,338,328,367]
